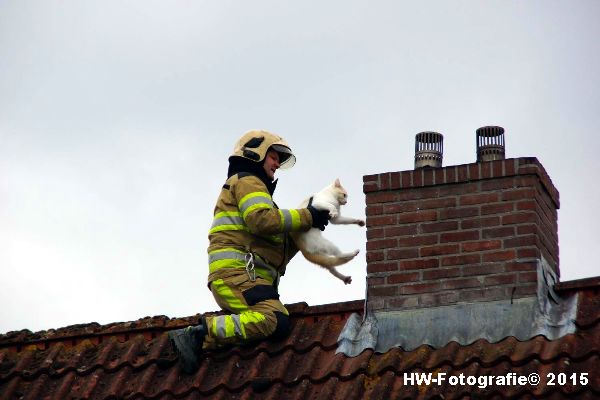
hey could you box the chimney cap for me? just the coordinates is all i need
[476,126,505,162]
[414,131,443,169]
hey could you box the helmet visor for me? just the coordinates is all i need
[271,144,296,169]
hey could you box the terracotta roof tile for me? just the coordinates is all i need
[1,288,599,399]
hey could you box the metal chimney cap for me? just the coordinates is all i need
[476,126,505,162]
[415,131,444,169]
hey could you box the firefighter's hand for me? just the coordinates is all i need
[307,198,330,231]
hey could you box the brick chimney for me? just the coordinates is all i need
[364,154,560,312]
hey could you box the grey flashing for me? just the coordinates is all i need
[337,258,578,356]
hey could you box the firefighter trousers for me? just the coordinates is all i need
[203,269,290,350]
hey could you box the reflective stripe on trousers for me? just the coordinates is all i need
[203,275,289,349]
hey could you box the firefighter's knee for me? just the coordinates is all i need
[271,311,290,340]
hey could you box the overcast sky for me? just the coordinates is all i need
[1,1,599,334]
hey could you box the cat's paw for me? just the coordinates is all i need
[343,276,352,285]
[356,219,365,227]
[329,210,338,219]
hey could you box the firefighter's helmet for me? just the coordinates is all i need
[231,129,296,169]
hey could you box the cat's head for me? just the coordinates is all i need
[332,178,348,205]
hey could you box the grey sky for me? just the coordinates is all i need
[1,1,599,333]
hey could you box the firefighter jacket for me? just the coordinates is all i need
[207,172,313,286]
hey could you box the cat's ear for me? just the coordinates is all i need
[335,178,341,187]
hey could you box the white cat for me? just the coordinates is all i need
[291,179,365,284]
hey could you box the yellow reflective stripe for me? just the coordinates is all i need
[239,311,267,327]
[210,279,247,313]
[290,209,301,230]
[239,192,273,219]
[224,317,235,337]
[214,211,242,218]
[209,225,249,234]
[278,209,302,232]
[242,203,271,220]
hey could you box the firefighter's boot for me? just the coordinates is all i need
[168,324,206,374]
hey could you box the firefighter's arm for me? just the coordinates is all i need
[234,176,312,235]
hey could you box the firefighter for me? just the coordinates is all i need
[169,129,331,374]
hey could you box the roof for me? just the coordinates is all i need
[1,279,599,399]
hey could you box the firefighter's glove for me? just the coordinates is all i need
[307,197,330,231]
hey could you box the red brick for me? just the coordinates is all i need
[363,182,379,193]
[399,259,439,270]
[505,261,537,272]
[442,278,481,290]
[505,159,516,175]
[519,271,537,283]
[517,248,541,259]
[423,169,434,186]
[481,203,514,215]
[413,169,423,186]
[420,197,457,209]
[462,263,505,276]
[367,262,398,273]
[366,205,383,216]
[446,166,456,183]
[460,192,500,206]
[367,238,397,250]
[438,182,478,196]
[401,281,442,295]
[482,226,515,239]
[502,212,538,225]
[461,240,502,252]
[457,165,469,182]
[387,248,419,260]
[512,284,537,297]
[419,291,459,307]
[401,171,411,188]
[366,251,384,262]
[501,188,536,201]
[484,273,517,286]
[367,228,384,240]
[423,267,462,280]
[366,192,397,204]
[364,174,378,182]
[383,202,418,214]
[398,210,438,223]
[440,230,479,243]
[390,172,401,190]
[388,272,421,284]
[439,207,479,220]
[368,277,385,286]
[483,250,516,262]
[459,287,506,302]
[380,173,391,190]
[516,200,537,211]
[368,286,398,297]
[421,221,459,233]
[442,254,481,267]
[434,168,444,185]
[461,216,500,229]
[469,163,481,180]
[482,161,492,178]
[481,177,515,191]
[420,244,460,257]
[385,225,418,237]
[397,235,438,248]
[387,296,419,309]
[503,235,538,249]
[397,186,439,201]
[492,160,504,177]
[367,215,397,227]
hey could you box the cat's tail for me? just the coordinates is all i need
[300,249,359,267]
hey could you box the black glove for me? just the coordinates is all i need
[307,197,330,231]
